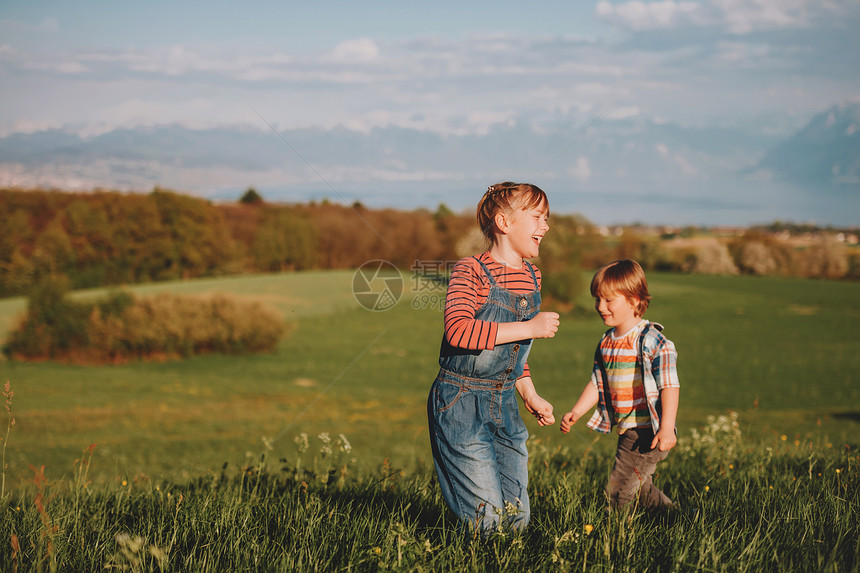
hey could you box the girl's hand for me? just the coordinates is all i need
[524,394,555,426]
[651,426,677,452]
[559,410,580,434]
[528,312,560,339]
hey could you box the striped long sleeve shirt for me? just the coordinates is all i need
[443,252,542,379]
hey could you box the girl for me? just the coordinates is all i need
[427,182,559,534]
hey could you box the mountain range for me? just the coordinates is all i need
[1,103,857,226]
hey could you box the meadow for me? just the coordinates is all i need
[0,270,858,571]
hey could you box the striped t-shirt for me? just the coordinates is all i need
[596,320,652,433]
[444,252,542,378]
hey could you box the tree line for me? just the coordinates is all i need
[1,187,856,302]
[0,187,604,301]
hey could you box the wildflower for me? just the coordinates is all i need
[704,485,710,492]
[729,464,734,469]
[584,524,594,535]
[372,547,382,555]
[337,433,352,454]
[294,433,309,453]
[835,468,841,474]
[318,433,333,457]
[122,480,128,486]
[780,435,787,441]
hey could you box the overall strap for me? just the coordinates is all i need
[524,261,539,290]
[474,256,498,286]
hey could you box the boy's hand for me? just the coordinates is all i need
[524,394,555,426]
[559,410,580,434]
[651,426,677,452]
[528,312,559,339]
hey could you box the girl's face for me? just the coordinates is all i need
[503,201,550,260]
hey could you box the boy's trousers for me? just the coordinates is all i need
[608,427,674,510]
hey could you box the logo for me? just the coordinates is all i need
[352,260,403,311]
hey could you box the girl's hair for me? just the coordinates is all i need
[476,182,549,245]
[590,259,651,316]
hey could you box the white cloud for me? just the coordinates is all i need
[595,0,703,30]
[673,152,698,175]
[713,0,809,34]
[329,38,380,63]
[595,0,847,34]
[0,17,58,34]
[567,156,593,182]
[605,106,640,120]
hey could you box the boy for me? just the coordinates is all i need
[560,259,679,511]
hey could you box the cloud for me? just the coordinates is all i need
[1,10,858,141]
[328,38,380,63]
[595,0,852,34]
[595,1,702,31]
[0,17,58,34]
[567,156,593,182]
[605,106,640,120]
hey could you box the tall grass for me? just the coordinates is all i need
[1,419,857,572]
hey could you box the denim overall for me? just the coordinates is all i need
[427,258,540,532]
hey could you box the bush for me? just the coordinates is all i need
[682,240,739,275]
[734,240,779,275]
[4,277,91,358]
[797,240,850,279]
[3,287,288,363]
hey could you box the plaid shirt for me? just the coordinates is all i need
[586,321,680,434]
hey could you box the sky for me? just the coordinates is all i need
[1,0,859,225]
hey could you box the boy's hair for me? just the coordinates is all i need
[591,259,651,316]
[477,182,548,245]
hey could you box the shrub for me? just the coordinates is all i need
[682,239,739,275]
[3,287,288,363]
[734,240,779,275]
[797,239,850,279]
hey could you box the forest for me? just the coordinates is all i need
[1,187,857,302]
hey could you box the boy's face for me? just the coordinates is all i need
[594,290,641,334]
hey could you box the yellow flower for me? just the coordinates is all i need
[122,480,128,486]
[704,485,710,492]
[780,435,787,441]
[835,468,842,474]
[372,547,382,555]
[584,524,594,535]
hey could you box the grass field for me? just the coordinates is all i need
[1,270,858,571]
[1,270,857,487]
